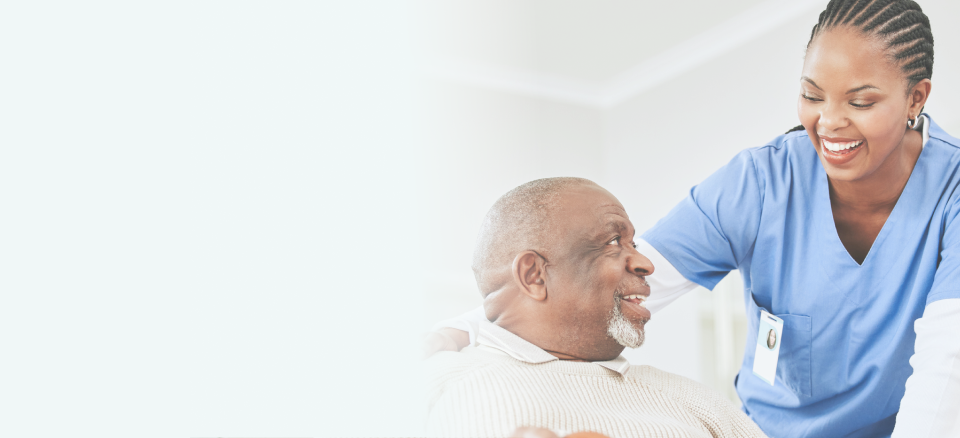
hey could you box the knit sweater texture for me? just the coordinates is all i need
[425,346,768,438]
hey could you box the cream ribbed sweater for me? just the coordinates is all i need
[425,347,767,438]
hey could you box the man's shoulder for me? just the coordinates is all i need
[423,346,522,414]
[425,346,505,372]
[423,347,519,390]
[627,364,699,384]
[629,365,767,437]
[627,365,730,405]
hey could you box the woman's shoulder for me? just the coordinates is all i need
[747,129,813,158]
[927,115,960,150]
[727,129,819,182]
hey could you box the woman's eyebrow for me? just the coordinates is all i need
[801,76,822,90]
[802,76,879,94]
[846,84,880,94]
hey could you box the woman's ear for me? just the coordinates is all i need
[512,251,547,301]
[908,78,932,117]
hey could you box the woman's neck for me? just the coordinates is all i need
[829,129,923,212]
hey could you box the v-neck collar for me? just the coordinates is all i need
[814,115,935,303]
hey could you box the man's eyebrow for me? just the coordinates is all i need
[596,218,630,237]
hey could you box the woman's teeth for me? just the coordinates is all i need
[822,139,863,152]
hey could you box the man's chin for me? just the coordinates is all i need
[607,303,645,349]
[619,298,652,322]
[616,328,645,349]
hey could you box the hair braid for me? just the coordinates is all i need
[786,0,934,135]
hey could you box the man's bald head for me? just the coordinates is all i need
[472,177,596,296]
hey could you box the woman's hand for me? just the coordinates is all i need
[421,327,470,358]
[509,427,610,438]
[510,427,560,438]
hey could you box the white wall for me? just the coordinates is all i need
[923,0,960,132]
[420,81,606,330]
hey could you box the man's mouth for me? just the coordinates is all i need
[608,292,649,348]
[619,293,651,321]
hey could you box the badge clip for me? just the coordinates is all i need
[752,310,783,386]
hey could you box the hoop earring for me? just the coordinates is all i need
[907,116,918,129]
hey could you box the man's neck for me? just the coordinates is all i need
[540,349,594,362]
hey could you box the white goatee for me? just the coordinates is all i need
[607,294,645,348]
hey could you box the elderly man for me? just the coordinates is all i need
[424,177,766,438]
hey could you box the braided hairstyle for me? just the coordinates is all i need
[785,0,934,134]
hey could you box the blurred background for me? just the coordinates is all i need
[416,0,960,404]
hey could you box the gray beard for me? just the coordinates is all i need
[606,295,645,349]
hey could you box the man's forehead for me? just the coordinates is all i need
[596,210,633,234]
[560,184,622,208]
[555,187,632,235]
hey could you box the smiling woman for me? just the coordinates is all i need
[639,0,960,436]
[789,1,935,265]
[799,26,929,264]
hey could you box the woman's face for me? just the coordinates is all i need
[798,27,916,182]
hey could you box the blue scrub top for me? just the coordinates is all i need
[643,115,960,438]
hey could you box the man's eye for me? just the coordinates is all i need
[631,242,638,249]
[608,237,620,246]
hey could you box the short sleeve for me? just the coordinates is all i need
[927,196,960,304]
[642,149,764,290]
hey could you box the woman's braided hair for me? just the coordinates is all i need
[785,0,934,134]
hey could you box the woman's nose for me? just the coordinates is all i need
[819,102,848,131]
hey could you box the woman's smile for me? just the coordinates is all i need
[819,135,866,165]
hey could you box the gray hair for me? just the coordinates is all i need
[472,177,596,295]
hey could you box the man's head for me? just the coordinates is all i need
[472,177,654,361]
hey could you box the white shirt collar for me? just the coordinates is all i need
[475,320,631,376]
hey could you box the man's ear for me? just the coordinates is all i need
[512,251,547,301]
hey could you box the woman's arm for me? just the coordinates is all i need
[429,306,486,349]
[636,239,699,313]
[892,298,960,437]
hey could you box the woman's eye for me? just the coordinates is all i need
[802,94,822,102]
[850,101,875,108]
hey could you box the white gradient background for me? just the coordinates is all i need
[0,1,957,437]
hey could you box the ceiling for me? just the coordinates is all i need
[419,0,768,82]
[417,0,829,107]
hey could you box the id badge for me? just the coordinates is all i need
[752,310,783,386]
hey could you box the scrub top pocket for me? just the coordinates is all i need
[747,290,813,398]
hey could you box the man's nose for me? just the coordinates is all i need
[627,249,655,277]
